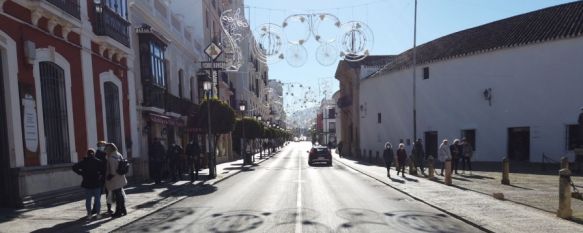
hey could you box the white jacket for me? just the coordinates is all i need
[438,143,451,162]
[105,152,128,191]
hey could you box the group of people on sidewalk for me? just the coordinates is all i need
[149,138,203,184]
[72,141,128,220]
[382,138,473,178]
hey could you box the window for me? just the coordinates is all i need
[461,129,476,150]
[423,67,429,80]
[105,0,128,20]
[178,69,184,98]
[39,62,70,164]
[190,77,196,101]
[377,113,381,124]
[329,122,336,133]
[149,41,166,87]
[566,125,580,150]
[328,108,335,119]
[0,53,7,162]
[104,82,123,149]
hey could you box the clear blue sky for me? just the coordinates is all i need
[244,0,577,113]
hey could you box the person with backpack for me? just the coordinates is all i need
[73,149,105,219]
[105,143,128,218]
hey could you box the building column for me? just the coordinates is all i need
[126,57,139,158]
[80,36,97,147]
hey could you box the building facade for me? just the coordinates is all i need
[359,2,583,162]
[0,0,135,207]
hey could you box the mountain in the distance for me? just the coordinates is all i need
[286,106,318,128]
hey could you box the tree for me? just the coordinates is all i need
[233,117,264,164]
[197,98,235,177]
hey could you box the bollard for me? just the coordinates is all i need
[409,160,418,175]
[557,168,573,219]
[501,158,510,185]
[444,159,452,185]
[428,156,435,179]
[560,156,569,170]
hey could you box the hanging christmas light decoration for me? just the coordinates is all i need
[220,8,250,71]
[252,23,285,64]
[338,21,374,62]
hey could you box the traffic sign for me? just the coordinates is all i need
[204,42,223,61]
[201,61,226,69]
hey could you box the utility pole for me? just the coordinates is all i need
[412,0,418,142]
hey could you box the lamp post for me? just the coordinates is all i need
[200,71,216,178]
[239,101,249,165]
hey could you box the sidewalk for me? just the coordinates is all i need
[333,152,583,233]
[0,150,279,233]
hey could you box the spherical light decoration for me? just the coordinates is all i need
[282,14,312,45]
[252,23,285,64]
[316,42,339,66]
[338,21,374,62]
[285,44,308,68]
[312,13,341,44]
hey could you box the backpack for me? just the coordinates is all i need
[117,158,130,175]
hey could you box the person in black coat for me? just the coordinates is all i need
[186,139,201,182]
[94,141,112,214]
[450,139,461,174]
[382,142,394,178]
[73,149,105,219]
[396,143,407,178]
[149,138,166,184]
[168,143,183,182]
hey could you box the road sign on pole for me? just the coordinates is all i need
[204,42,223,61]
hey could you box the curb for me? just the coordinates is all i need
[334,157,494,233]
[110,150,281,232]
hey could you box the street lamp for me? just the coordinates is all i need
[240,100,250,164]
[198,70,216,178]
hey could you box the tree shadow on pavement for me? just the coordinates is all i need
[459,174,495,180]
[403,176,419,182]
[502,183,534,191]
[451,176,472,182]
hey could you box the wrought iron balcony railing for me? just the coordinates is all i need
[46,0,80,19]
[93,3,130,46]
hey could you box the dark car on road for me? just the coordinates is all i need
[308,146,332,166]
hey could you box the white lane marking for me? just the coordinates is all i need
[295,147,303,233]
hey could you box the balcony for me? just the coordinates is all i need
[93,3,130,46]
[45,0,80,19]
[143,84,165,110]
[337,95,352,109]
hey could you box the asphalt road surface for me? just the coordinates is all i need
[115,142,483,233]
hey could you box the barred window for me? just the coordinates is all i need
[40,62,70,164]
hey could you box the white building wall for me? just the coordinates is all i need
[360,37,583,162]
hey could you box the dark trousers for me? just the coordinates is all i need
[170,159,181,181]
[462,157,472,171]
[452,158,460,174]
[188,156,200,181]
[396,160,406,176]
[151,163,162,184]
[439,160,445,175]
[112,188,126,214]
[384,160,392,176]
[415,158,425,173]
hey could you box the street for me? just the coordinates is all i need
[115,142,481,233]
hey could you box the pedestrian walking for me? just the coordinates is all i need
[105,143,128,218]
[450,139,461,174]
[73,149,106,219]
[186,139,201,182]
[382,142,394,178]
[396,143,407,177]
[438,139,451,176]
[411,138,425,174]
[461,138,473,174]
[95,141,112,214]
[168,143,183,182]
[337,141,344,158]
[149,138,166,184]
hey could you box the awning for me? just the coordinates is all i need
[147,113,185,127]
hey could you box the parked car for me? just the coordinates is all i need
[308,146,332,166]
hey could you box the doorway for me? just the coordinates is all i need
[424,131,438,159]
[508,127,530,161]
